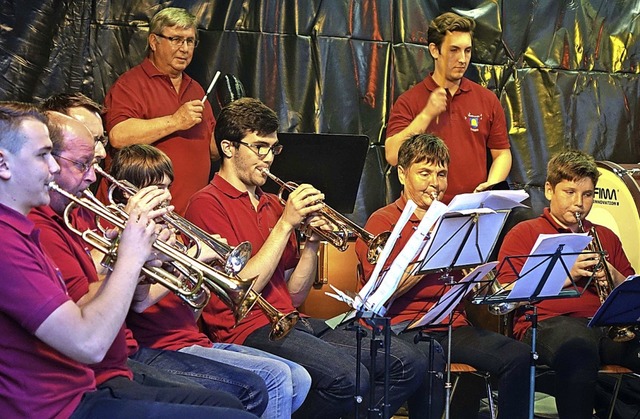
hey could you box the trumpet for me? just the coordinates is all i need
[95,165,252,275]
[575,212,635,342]
[47,181,256,319]
[261,168,390,264]
[95,166,297,339]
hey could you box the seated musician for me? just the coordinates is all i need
[498,149,640,419]
[0,103,256,418]
[355,133,530,419]
[27,110,265,416]
[110,143,312,419]
[185,97,430,418]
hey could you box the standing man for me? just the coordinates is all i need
[385,12,511,203]
[185,97,430,419]
[357,133,530,418]
[0,103,255,418]
[498,149,640,419]
[104,7,216,214]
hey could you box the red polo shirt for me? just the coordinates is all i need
[0,203,95,418]
[29,205,133,385]
[355,194,468,330]
[498,207,634,338]
[185,174,299,344]
[104,58,216,215]
[127,292,212,351]
[386,75,510,203]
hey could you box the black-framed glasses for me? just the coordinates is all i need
[52,153,94,174]
[236,141,283,158]
[153,33,199,48]
[95,132,108,147]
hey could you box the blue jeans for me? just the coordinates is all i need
[244,318,428,419]
[130,347,268,417]
[71,386,258,419]
[430,326,530,419]
[522,316,640,419]
[179,342,312,418]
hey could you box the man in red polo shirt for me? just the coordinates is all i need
[498,149,639,418]
[385,12,511,203]
[185,97,431,419]
[104,7,216,215]
[0,103,254,418]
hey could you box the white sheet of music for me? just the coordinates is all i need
[358,200,448,315]
[507,233,592,299]
[447,189,529,211]
[355,199,418,313]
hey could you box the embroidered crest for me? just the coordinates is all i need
[466,113,482,132]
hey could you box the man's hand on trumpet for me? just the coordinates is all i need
[123,185,174,218]
[281,183,325,231]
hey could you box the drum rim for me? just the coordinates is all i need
[596,160,640,217]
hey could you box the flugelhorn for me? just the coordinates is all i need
[261,168,390,263]
[47,181,256,318]
[575,212,635,342]
[95,165,252,275]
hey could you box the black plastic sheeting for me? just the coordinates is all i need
[1,0,639,225]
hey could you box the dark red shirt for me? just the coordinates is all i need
[127,292,212,351]
[355,194,469,330]
[386,75,510,203]
[0,203,94,418]
[185,174,299,344]
[104,58,216,215]
[29,205,133,385]
[498,207,634,338]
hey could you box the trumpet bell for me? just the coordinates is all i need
[224,241,253,275]
[367,231,391,264]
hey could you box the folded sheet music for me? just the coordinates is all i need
[447,189,529,212]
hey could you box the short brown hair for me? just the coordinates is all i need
[40,92,103,115]
[546,149,599,189]
[0,102,47,153]
[397,133,450,170]
[110,144,174,189]
[427,12,476,52]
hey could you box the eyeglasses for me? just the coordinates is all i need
[95,133,108,147]
[236,141,283,158]
[154,33,199,48]
[53,153,94,175]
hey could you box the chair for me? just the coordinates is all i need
[535,364,635,419]
[448,363,496,419]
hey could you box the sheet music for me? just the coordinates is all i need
[358,200,448,315]
[447,189,528,211]
[416,210,509,271]
[507,233,592,299]
[408,262,498,329]
[355,199,417,311]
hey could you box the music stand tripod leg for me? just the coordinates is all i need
[525,305,538,419]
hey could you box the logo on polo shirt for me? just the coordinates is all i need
[466,113,482,132]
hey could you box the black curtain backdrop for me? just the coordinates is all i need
[1,0,638,225]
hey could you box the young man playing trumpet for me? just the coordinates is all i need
[185,97,429,418]
[356,133,530,418]
[110,143,312,419]
[27,110,264,416]
[498,149,640,419]
[0,102,255,418]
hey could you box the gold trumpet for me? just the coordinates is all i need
[48,181,256,319]
[95,165,252,275]
[261,168,390,264]
[95,166,297,340]
[575,212,636,342]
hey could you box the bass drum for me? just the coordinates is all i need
[588,161,640,273]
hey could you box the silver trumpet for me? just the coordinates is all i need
[47,181,256,319]
[95,165,252,275]
[261,168,390,264]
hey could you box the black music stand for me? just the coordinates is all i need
[472,233,594,419]
[589,275,640,328]
[408,209,508,419]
